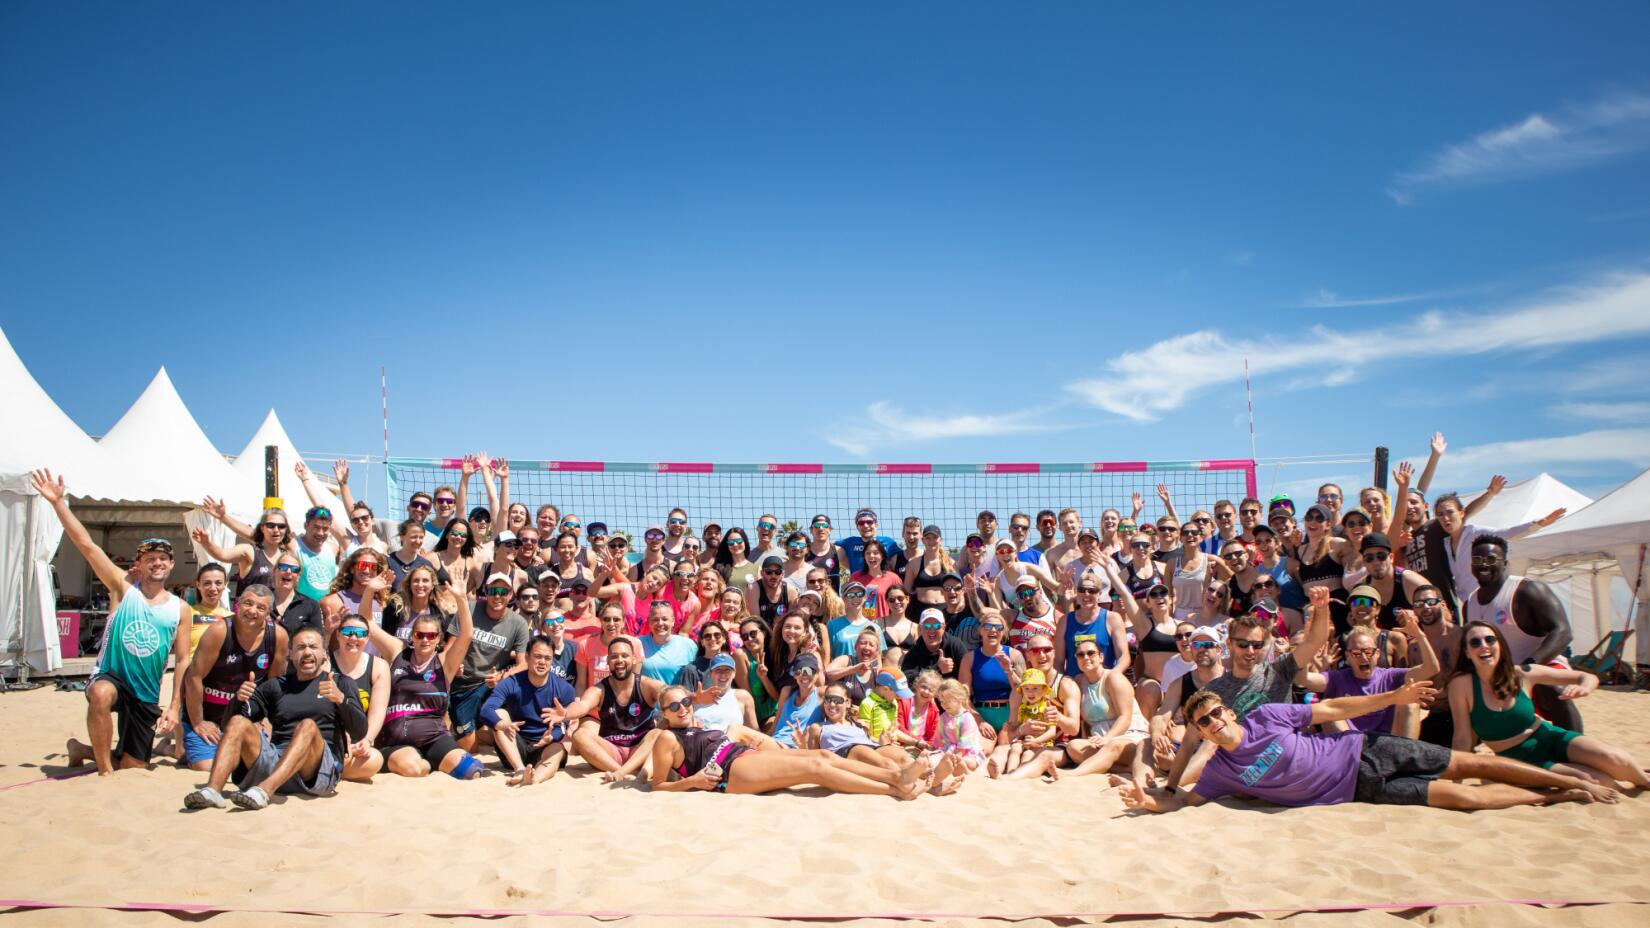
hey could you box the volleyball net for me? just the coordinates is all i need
[385,458,1258,542]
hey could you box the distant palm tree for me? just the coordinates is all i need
[779,519,800,536]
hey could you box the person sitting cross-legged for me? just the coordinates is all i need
[184,625,367,811]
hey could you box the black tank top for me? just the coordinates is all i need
[384,653,450,745]
[756,584,790,623]
[1140,623,1178,654]
[337,652,377,713]
[1123,560,1160,598]
[1178,670,1207,713]
[235,546,277,598]
[912,560,948,591]
[1377,568,1414,628]
[672,726,750,778]
[200,620,277,712]
[809,545,843,587]
[598,674,654,746]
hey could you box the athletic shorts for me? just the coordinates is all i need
[90,673,160,764]
[1354,732,1452,805]
[180,718,220,765]
[1496,720,1579,769]
[449,685,489,736]
[387,732,464,768]
[238,734,341,797]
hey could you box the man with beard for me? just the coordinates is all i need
[182,585,290,771]
[560,637,709,774]
[183,625,367,810]
[1300,610,1439,735]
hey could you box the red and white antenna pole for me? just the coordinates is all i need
[1244,357,1258,463]
[381,365,391,511]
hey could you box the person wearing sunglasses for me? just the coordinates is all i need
[628,524,671,583]
[1248,525,1304,631]
[744,555,797,626]
[183,625,371,810]
[468,507,495,563]
[556,575,601,645]
[482,635,580,786]
[959,608,1024,736]
[1163,585,1334,794]
[561,636,699,774]
[1292,503,1351,634]
[1447,620,1647,790]
[1124,681,1621,814]
[1065,641,1151,783]
[1007,573,1060,655]
[320,548,391,647]
[899,608,968,682]
[903,524,954,610]
[656,507,691,562]
[1113,577,1185,719]
[381,564,458,650]
[712,526,760,593]
[1054,559,1132,679]
[738,618,778,726]
[431,518,480,599]
[805,514,849,591]
[329,613,389,781]
[449,571,532,753]
[1461,534,1584,734]
[994,644,1077,781]
[751,514,784,564]
[1299,608,1439,736]
[1166,516,1222,622]
[1147,624,1224,775]
[613,683,943,798]
[269,551,323,639]
[191,506,291,599]
[839,507,901,577]
[181,584,289,772]
[1407,584,1463,747]
[513,581,545,628]
[1119,529,1167,600]
[574,604,643,692]
[372,588,479,779]
[294,460,387,556]
[779,531,814,594]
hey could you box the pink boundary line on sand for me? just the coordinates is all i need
[0,768,96,793]
[0,896,1637,920]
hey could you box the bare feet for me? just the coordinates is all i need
[1581,782,1623,804]
[931,774,965,796]
[65,738,92,768]
[986,756,1001,779]
[506,766,534,787]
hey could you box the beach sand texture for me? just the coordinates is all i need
[2,679,1647,927]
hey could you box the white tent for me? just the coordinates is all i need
[0,326,146,676]
[1517,467,1650,667]
[99,368,247,508]
[231,409,344,519]
[1464,472,1593,532]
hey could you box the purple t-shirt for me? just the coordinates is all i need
[1322,667,1407,733]
[1193,703,1362,807]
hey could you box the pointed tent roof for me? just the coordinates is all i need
[1518,467,1650,559]
[231,409,343,517]
[1462,473,1593,532]
[0,325,133,499]
[98,367,247,508]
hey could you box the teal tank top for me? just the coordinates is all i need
[95,590,182,704]
[295,539,339,601]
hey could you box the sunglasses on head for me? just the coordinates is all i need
[338,626,369,639]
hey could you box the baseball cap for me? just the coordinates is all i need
[586,521,608,535]
[1015,574,1039,589]
[919,607,945,626]
[485,572,513,588]
[994,537,1016,551]
[1078,528,1101,543]
[790,653,821,676]
[469,506,492,522]
[922,524,942,537]
[874,671,913,699]
[707,653,736,672]
[841,580,867,597]
[1361,532,1393,552]
[1190,625,1222,643]
[495,530,518,545]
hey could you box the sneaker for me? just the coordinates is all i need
[229,786,269,810]
[184,787,226,810]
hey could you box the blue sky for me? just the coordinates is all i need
[4,2,1649,507]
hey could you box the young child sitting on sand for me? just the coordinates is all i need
[999,668,1059,775]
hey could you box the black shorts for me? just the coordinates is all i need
[91,673,161,764]
[1417,709,1455,749]
[388,732,463,768]
[1354,732,1452,805]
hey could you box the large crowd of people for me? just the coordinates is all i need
[34,431,1646,811]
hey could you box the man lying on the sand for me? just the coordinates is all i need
[631,685,958,798]
[185,625,368,810]
[1122,684,1621,814]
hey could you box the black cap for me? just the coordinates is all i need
[761,555,784,569]
[1361,532,1393,552]
[587,521,608,535]
[1251,524,1277,538]
[469,506,492,521]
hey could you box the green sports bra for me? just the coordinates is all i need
[1470,673,1536,741]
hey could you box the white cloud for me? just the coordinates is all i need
[1426,428,1650,488]
[1297,286,1470,309]
[1548,401,1650,423]
[823,401,1061,456]
[1388,90,1650,203]
[1067,270,1650,422]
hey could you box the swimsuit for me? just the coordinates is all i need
[1470,674,1578,769]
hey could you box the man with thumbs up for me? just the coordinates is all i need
[183,625,366,811]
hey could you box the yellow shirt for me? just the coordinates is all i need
[188,605,232,658]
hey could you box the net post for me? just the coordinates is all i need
[1374,447,1389,493]
[1244,460,1258,500]
[263,445,282,509]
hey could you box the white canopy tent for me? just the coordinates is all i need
[231,409,344,520]
[0,327,151,676]
[1517,467,1650,667]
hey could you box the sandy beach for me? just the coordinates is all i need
[2,678,1648,928]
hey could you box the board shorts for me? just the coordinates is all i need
[449,685,489,736]
[1495,720,1580,769]
[238,734,341,797]
[1353,732,1452,805]
[180,718,220,765]
[90,673,161,763]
